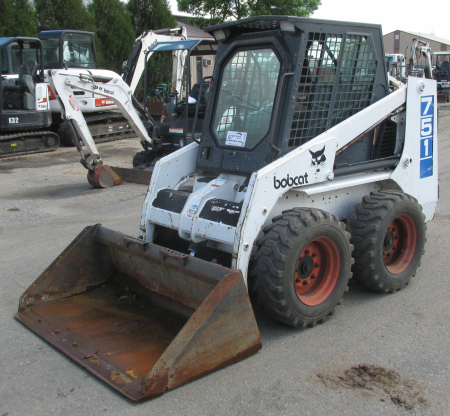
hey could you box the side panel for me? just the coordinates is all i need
[390,77,438,221]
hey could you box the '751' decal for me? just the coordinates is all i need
[419,96,433,179]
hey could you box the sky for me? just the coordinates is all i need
[169,0,450,42]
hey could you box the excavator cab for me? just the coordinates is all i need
[0,37,58,156]
[134,39,217,167]
[38,30,97,69]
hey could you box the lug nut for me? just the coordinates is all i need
[303,281,308,285]
[312,253,317,258]
[315,263,319,268]
[393,245,397,250]
[296,278,300,283]
[311,274,316,279]
[305,250,310,255]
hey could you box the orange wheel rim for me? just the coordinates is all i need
[383,214,417,274]
[294,237,341,306]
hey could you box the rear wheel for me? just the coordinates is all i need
[250,208,353,328]
[348,190,426,292]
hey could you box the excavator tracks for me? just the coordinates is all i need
[0,131,60,158]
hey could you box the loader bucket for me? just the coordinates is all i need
[16,225,261,401]
[87,165,153,188]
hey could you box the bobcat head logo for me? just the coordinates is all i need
[310,146,326,172]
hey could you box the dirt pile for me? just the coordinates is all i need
[317,363,428,410]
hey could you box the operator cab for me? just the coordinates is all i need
[0,37,56,156]
[0,37,50,125]
[37,30,97,69]
[197,16,392,176]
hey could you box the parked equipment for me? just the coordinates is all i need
[38,28,188,146]
[433,51,450,102]
[17,16,438,401]
[1,37,59,157]
[47,38,217,187]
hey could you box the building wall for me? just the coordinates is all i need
[190,55,215,85]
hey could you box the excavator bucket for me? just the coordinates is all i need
[87,165,153,188]
[16,225,261,401]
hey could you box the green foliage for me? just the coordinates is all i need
[0,0,37,37]
[88,0,136,73]
[250,0,321,17]
[127,0,176,37]
[35,0,94,31]
[177,0,321,27]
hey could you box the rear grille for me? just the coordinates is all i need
[377,122,397,158]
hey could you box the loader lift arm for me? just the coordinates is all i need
[48,70,154,187]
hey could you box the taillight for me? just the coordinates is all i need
[48,86,57,100]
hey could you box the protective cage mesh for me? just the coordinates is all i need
[289,33,377,148]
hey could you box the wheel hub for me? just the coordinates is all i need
[383,215,417,274]
[297,256,314,279]
[294,237,341,306]
[383,231,394,251]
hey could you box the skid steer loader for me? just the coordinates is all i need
[17,16,438,401]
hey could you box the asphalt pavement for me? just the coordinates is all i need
[1,108,450,416]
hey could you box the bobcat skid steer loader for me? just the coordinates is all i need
[17,16,438,401]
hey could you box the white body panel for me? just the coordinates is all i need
[34,83,49,111]
[137,78,437,283]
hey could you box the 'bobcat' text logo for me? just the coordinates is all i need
[273,173,309,189]
[310,146,326,172]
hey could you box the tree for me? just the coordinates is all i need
[177,0,321,28]
[88,0,136,73]
[0,0,37,37]
[35,0,94,31]
[127,0,176,37]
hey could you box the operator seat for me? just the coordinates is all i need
[4,59,37,110]
[175,81,209,116]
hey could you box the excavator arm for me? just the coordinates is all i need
[48,69,154,187]
[122,27,188,94]
[409,38,433,79]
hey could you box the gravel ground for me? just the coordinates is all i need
[1,108,450,416]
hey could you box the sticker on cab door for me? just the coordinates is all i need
[225,131,247,147]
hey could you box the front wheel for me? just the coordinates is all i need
[348,190,426,292]
[250,208,353,328]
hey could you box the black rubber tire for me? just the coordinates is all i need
[250,208,353,328]
[132,151,148,167]
[132,151,162,169]
[57,121,76,147]
[347,190,426,293]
